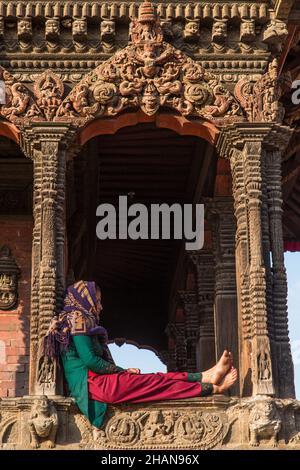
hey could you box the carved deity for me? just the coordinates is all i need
[258,348,272,381]
[28,396,58,448]
[249,398,281,447]
[0,246,20,310]
[38,356,55,387]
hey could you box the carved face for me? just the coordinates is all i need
[141,86,159,115]
[101,20,115,42]
[251,400,275,422]
[73,19,87,36]
[240,20,256,42]
[38,398,50,414]
[212,20,227,43]
[184,22,199,40]
[18,19,32,37]
[46,19,60,37]
[263,20,288,44]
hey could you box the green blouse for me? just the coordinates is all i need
[61,336,212,428]
[61,335,125,428]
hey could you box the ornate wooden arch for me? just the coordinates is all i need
[0,1,286,146]
[0,1,251,142]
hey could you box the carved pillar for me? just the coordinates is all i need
[165,305,187,372]
[21,123,75,396]
[207,199,239,395]
[264,129,295,398]
[217,124,291,397]
[178,290,198,372]
[190,251,216,372]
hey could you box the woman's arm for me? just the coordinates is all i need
[73,335,126,374]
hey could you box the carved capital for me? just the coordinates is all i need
[19,123,76,160]
[217,123,293,160]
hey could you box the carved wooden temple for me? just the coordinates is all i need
[0,0,300,450]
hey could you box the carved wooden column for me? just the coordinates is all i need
[207,199,239,395]
[218,124,287,397]
[165,304,187,372]
[264,128,295,398]
[178,290,199,372]
[190,251,216,372]
[21,123,75,396]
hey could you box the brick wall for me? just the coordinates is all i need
[0,216,33,398]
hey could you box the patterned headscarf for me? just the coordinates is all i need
[43,280,115,364]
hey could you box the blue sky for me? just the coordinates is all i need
[109,253,299,398]
[285,252,300,398]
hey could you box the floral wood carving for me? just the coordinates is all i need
[0,68,30,123]
[55,1,243,127]
[234,59,285,123]
[94,408,231,450]
[0,2,286,129]
[0,68,64,124]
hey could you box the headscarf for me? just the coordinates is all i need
[43,280,115,364]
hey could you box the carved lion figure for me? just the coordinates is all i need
[249,397,281,447]
[28,396,58,449]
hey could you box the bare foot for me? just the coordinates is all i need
[213,368,238,394]
[201,350,232,385]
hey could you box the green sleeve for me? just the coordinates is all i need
[73,335,125,374]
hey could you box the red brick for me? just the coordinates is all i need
[0,372,14,381]
[0,381,15,389]
[9,339,27,348]
[0,324,19,331]
[3,364,25,372]
[6,347,29,356]
[7,355,29,364]
[0,332,20,340]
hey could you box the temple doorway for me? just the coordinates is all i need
[66,122,217,364]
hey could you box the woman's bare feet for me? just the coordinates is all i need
[201,350,232,385]
[213,367,238,394]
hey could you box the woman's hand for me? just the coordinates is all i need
[126,368,141,374]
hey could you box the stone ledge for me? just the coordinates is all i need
[1,395,300,449]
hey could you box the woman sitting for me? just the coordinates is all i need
[43,280,238,428]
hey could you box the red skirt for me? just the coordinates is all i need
[88,370,203,404]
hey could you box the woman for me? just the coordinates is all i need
[44,280,238,429]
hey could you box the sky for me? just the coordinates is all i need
[109,252,300,398]
[284,252,300,398]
